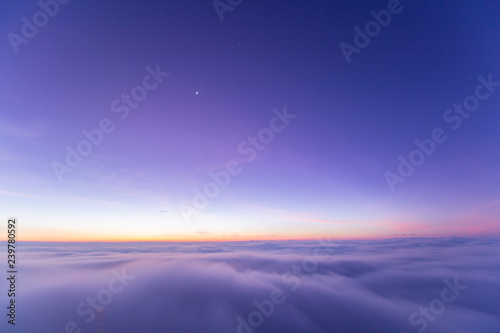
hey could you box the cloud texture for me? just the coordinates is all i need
[2,237,499,333]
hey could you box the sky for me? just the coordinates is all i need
[2,238,499,332]
[1,0,500,241]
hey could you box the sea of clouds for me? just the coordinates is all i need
[1,237,499,333]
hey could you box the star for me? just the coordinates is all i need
[195,91,199,95]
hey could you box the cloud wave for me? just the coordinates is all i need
[3,237,499,333]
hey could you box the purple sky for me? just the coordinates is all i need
[1,0,500,241]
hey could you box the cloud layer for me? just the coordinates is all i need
[3,237,499,333]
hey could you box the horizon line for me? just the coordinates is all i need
[3,235,497,243]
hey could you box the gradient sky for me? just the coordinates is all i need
[1,0,499,241]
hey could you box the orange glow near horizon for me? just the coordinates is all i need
[15,218,500,243]
[18,231,496,243]
[19,230,392,243]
